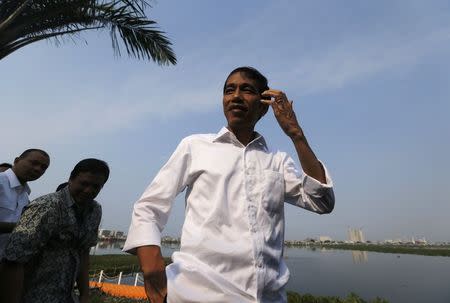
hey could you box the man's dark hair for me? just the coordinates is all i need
[56,182,69,192]
[0,163,12,169]
[223,66,269,94]
[19,149,50,160]
[69,158,110,182]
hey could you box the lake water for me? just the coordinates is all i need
[91,242,450,303]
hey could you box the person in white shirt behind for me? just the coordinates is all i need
[123,66,335,303]
[0,149,50,254]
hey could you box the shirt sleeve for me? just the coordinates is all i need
[123,138,192,254]
[283,154,335,214]
[3,200,58,263]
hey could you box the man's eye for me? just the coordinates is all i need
[243,87,256,93]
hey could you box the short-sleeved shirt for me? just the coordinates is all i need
[0,168,31,256]
[3,187,102,303]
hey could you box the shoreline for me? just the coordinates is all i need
[285,243,450,257]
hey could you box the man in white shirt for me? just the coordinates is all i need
[124,67,335,303]
[0,149,50,255]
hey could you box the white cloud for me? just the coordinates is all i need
[286,28,450,95]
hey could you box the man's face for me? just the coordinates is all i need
[223,72,267,131]
[13,152,49,183]
[69,172,106,205]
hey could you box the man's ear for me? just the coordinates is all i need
[13,157,20,165]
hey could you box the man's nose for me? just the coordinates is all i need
[232,89,243,100]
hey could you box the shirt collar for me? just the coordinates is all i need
[4,168,31,194]
[62,186,76,208]
[213,127,268,151]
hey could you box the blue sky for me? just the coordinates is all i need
[1,0,449,242]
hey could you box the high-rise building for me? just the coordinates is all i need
[348,228,365,242]
[319,236,332,242]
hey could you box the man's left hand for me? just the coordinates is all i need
[261,89,303,140]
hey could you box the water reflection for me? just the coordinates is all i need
[289,245,369,264]
[91,240,125,255]
[351,250,368,264]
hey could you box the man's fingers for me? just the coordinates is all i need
[145,270,167,303]
[148,286,166,303]
[260,99,274,105]
[262,89,283,95]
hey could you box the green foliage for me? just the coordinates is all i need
[0,0,176,64]
[286,291,389,303]
[317,244,450,257]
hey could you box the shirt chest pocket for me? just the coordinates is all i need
[261,170,284,214]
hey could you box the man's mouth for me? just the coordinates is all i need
[229,104,247,114]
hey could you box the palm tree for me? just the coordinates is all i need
[0,0,176,64]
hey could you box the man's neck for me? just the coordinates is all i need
[11,168,26,186]
[227,126,255,146]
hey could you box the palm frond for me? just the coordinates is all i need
[0,0,176,64]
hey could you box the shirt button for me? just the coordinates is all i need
[257,262,263,268]
[251,228,257,233]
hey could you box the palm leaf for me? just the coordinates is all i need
[0,0,176,64]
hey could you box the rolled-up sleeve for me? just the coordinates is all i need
[283,154,335,214]
[123,138,192,254]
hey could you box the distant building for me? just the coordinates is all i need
[113,231,125,239]
[98,229,126,240]
[161,236,180,244]
[415,237,427,245]
[348,228,365,243]
[98,229,113,238]
[319,236,332,243]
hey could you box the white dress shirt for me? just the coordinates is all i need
[0,168,31,256]
[124,127,335,303]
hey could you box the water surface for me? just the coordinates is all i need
[91,242,450,302]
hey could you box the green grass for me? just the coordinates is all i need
[289,244,450,257]
[286,291,389,303]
